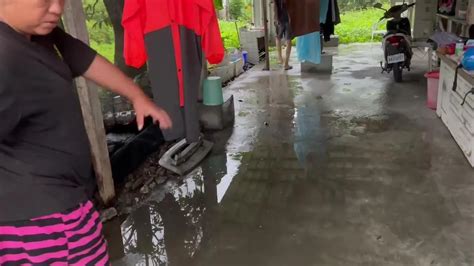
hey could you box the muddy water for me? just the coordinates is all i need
[105,44,474,266]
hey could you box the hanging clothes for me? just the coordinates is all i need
[274,0,290,24]
[297,32,322,64]
[321,21,334,42]
[122,0,225,142]
[296,0,326,65]
[320,0,329,23]
[286,0,320,37]
[321,0,340,42]
[274,0,292,41]
[332,0,341,24]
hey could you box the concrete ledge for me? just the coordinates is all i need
[301,54,333,73]
[325,35,339,47]
[234,58,244,77]
[210,59,245,84]
[210,64,234,84]
[199,95,235,130]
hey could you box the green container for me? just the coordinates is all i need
[203,76,224,106]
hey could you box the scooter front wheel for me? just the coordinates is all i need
[393,63,403,82]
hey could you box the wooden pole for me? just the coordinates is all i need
[262,0,270,71]
[63,0,115,204]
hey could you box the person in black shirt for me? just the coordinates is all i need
[0,0,172,264]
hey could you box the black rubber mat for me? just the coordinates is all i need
[109,124,164,185]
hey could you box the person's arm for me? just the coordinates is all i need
[83,55,172,130]
[51,27,171,131]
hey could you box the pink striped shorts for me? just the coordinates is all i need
[0,201,109,265]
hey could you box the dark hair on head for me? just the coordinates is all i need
[470,25,474,39]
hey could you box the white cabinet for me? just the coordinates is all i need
[437,56,474,167]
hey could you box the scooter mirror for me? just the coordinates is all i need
[374,3,383,9]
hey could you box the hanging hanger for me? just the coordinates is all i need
[461,88,474,106]
[452,64,463,92]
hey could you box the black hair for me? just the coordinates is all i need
[470,25,474,39]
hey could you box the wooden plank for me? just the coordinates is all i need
[262,0,270,71]
[63,0,115,204]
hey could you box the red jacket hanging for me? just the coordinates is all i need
[122,0,225,107]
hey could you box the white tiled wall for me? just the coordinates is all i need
[437,60,474,167]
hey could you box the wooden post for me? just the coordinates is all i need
[262,0,270,71]
[63,0,115,204]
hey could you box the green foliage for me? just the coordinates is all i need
[90,41,115,62]
[219,20,248,50]
[82,0,251,58]
[214,0,223,10]
[335,8,387,44]
[339,0,390,12]
[83,0,115,60]
[86,20,114,45]
[229,0,245,20]
[241,0,253,22]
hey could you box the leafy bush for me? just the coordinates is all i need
[214,0,223,10]
[335,8,387,43]
[339,0,390,12]
[90,41,115,62]
[83,0,251,57]
[219,20,248,50]
[228,0,253,21]
[86,20,114,45]
[229,0,245,20]
[83,0,115,60]
[83,0,113,42]
[241,0,253,22]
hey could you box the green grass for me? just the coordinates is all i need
[336,8,386,44]
[219,20,248,50]
[89,20,247,61]
[84,5,389,63]
[83,0,115,62]
[91,21,247,62]
[85,8,389,59]
[90,41,115,63]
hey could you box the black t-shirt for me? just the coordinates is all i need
[0,22,98,222]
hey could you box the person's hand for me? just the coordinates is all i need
[132,94,172,131]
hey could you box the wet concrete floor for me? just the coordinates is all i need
[106,44,474,266]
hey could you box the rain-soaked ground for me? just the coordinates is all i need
[105,44,474,266]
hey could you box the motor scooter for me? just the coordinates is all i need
[374,2,416,82]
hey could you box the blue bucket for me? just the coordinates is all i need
[242,51,248,65]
